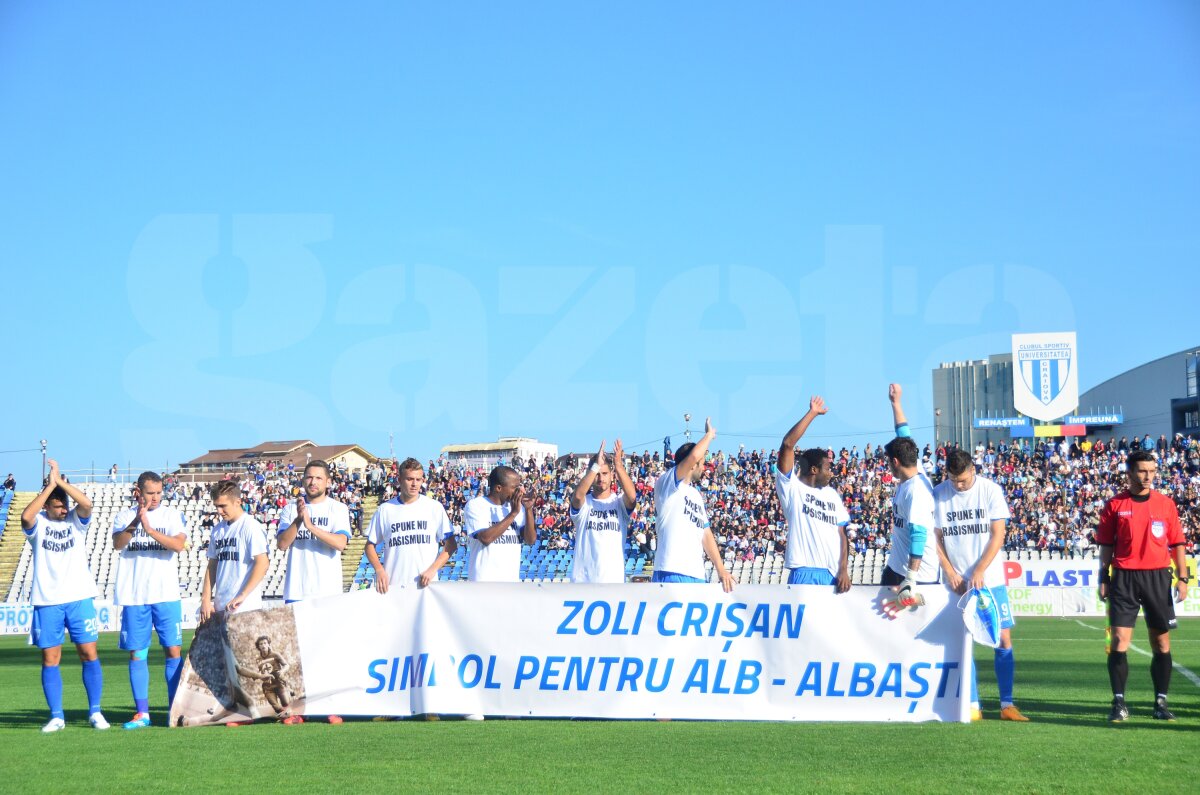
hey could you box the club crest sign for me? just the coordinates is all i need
[1012,332,1079,422]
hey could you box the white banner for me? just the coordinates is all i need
[170,584,972,726]
[1012,331,1079,422]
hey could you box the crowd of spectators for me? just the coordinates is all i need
[167,460,368,535]
[144,431,1200,567]
[373,432,1200,564]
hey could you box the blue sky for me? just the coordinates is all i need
[2,2,1198,487]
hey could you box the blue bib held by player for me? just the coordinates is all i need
[958,586,1002,648]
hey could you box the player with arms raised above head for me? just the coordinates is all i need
[934,449,1028,722]
[111,471,188,729]
[776,397,851,591]
[569,439,636,583]
[21,459,109,732]
[881,384,939,612]
[652,418,735,592]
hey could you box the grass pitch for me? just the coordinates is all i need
[0,618,1195,793]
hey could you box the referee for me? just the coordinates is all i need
[1096,450,1190,722]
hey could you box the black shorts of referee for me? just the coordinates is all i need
[1108,568,1178,632]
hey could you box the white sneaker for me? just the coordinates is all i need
[464,714,485,721]
[89,712,110,730]
[41,717,66,733]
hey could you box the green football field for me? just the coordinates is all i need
[0,618,1196,793]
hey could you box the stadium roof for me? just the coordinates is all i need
[182,441,378,470]
[440,441,525,453]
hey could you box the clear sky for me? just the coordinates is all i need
[2,2,1198,488]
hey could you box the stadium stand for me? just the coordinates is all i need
[2,433,1198,601]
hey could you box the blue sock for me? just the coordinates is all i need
[82,659,103,714]
[995,646,1015,705]
[164,656,183,707]
[129,657,150,714]
[970,663,979,705]
[42,665,64,720]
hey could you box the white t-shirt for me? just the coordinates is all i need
[367,495,454,588]
[25,510,97,606]
[653,469,709,580]
[933,476,1011,588]
[885,471,940,582]
[775,469,849,575]
[569,492,629,584]
[276,498,351,602]
[111,505,186,606]
[464,495,527,583]
[207,514,268,612]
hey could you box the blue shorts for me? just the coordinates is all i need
[788,567,835,586]
[32,599,99,649]
[120,601,184,650]
[652,570,706,584]
[990,586,1015,630]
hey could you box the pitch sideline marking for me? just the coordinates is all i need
[1073,619,1200,690]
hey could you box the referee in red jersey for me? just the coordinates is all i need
[1096,450,1190,722]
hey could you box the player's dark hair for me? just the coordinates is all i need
[47,485,68,506]
[304,459,330,477]
[256,635,270,646]
[210,480,241,502]
[673,442,696,467]
[398,457,423,476]
[945,449,974,477]
[488,465,518,490]
[799,449,827,477]
[136,471,162,490]
[884,436,919,468]
[1126,450,1156,469]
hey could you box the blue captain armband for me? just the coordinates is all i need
[910,523,928,557]
[895,423,912,439]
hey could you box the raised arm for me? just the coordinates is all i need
[55,476,93,519]
[612,439,637,512]
[675,418,716,483]
[778,397,827,476]
[520,489,537,545]
[279,498,348,552]
[21,467,59,530]
[571,440,605,510]
[889,383,909,433]
[114,489,186,552]
[473,491,525,546]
